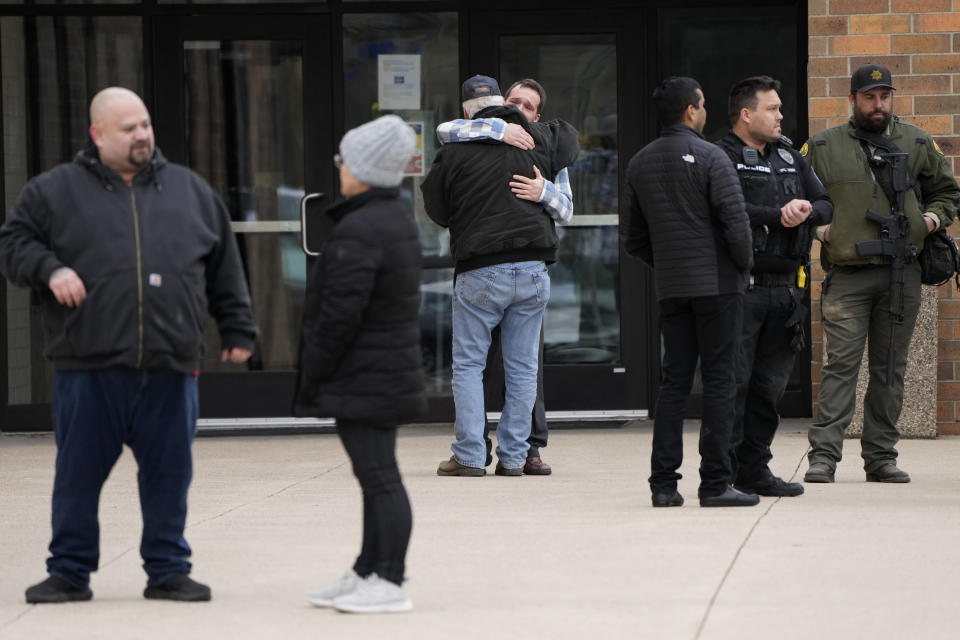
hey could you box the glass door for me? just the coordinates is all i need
[154,15,333,418]
[468,9,656,416]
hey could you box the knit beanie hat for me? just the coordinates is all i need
[339,115,417,188]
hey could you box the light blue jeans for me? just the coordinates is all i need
[451,261,550,469]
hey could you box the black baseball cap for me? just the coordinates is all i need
[461,75,501,100]
[850,63,895,93]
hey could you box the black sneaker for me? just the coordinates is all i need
[25,575,93,603]
[736,476,805,497]
[144,573,212,602]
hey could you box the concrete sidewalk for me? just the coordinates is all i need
[2,420,959,640]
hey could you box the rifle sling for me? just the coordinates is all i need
[852,126,901,209]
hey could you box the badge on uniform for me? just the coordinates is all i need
[799,142,809,157]
[777,147,795,165]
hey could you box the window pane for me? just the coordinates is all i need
[2,16,142,406]
[342,12,459,257]
[499,35,620,364]
[546,226,620,364]
[196,233,305,372]
[659,8,799,143]
[182,39,305,371]
[500,34,618,217]
[420,268,453,393]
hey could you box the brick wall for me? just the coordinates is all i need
[807,0,960,435]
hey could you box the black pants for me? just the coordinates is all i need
[337,421,412,586]
[649,293,742,498]
[731,285,799,484]
[482,322,547,464]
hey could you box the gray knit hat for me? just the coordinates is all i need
[339,115,416,188]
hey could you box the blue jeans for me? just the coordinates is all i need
[451,261,550,469]
[48,368,198,588]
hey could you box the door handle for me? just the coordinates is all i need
[299,192,325,256]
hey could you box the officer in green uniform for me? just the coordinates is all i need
[802,63,960,483]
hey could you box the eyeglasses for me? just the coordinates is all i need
[333,153,343,168]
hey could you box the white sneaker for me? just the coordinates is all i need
[307,569,361,608]
[333,573,413,614]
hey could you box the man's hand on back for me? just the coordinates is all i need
[510,165,546,202]
[503,123,535,150]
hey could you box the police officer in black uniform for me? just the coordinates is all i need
[716,76,833,497]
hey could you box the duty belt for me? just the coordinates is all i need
[750,272,796,287]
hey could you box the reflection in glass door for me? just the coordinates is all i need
[182,39,306,373]
[499,35,620,366]
[153,15,331,418]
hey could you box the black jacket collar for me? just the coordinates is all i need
[662,124,705,140]
[326,187,400,222]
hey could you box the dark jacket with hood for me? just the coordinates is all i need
[0,146,256,373]
[623,125,752,300]
[420,104,580,275]
[294,188,426,426]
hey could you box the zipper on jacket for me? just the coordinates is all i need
[129,185,144,367]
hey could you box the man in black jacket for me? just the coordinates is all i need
[716,76,833,498]
[0,87,256,603]
[624,76,757,508]
[421,75,579,477]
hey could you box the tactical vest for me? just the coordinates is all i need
[803,120,932,265]
[717,134,808,273]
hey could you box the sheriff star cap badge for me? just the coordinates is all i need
[850,63,895,94]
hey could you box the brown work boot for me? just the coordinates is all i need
[523,456,552,476]
[437,456,485,477]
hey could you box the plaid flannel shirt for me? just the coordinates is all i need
[435,118,574,224]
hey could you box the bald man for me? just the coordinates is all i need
[0,87,257,603]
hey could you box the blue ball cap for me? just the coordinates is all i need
[461,75,501,101]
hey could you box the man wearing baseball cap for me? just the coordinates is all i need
[801,64,959,484]
[421,75,579,477]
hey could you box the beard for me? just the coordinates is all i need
[853,103,892,133]
[128,142,153,168]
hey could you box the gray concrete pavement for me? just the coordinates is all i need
[2,420,959,640]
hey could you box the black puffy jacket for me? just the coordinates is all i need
[421,105,580,275]
[623,125,752,300]
[294,188,426,426]
[0,147,256,373]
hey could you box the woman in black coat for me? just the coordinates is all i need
[295,115,425,614]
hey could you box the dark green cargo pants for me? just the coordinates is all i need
[808,262,921,473]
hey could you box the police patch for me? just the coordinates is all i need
[777,147,795,165]
[799,142,809,157]
[934,139,945,156]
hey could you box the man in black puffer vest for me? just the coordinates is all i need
[422,75,579,477]
[624,76,757,508]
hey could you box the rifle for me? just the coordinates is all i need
[855,150,917,388]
